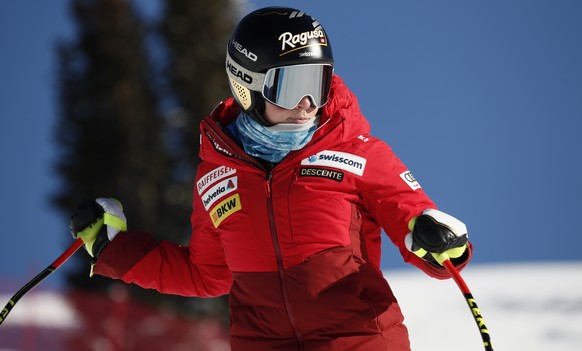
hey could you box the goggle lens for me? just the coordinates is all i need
[262,64,333,109]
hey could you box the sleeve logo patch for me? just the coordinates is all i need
[301,150,367,176]
[210,193,242,228]
[197,166,237,195]
[400,171,421,190]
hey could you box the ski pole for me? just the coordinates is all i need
[0,238,84,326]
[439,255,494,351]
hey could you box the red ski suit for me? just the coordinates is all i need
[94,75,472,350]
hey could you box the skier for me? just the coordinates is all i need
[70,6,472,351]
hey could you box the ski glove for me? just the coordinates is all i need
[70,198,127,259]
[405,209,468,267]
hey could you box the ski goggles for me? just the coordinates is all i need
[261,64,334,109]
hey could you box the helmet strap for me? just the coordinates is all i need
[247,97,271,126]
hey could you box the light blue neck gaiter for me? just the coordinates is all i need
[235,112,319,163]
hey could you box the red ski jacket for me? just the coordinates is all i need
[94,75,472,350]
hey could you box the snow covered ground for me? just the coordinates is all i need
[386,261,582,351]
[0,291,78,329]
[1,261,581,350]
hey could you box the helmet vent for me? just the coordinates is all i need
[230,79,252,110]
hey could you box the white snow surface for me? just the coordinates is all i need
[1,261,581,350]
[385,261,582,351]
[0,290,79,329]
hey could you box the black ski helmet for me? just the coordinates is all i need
[226,7,334,124]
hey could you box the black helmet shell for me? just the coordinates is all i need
[225,7,334,124]
[228,7,333,72]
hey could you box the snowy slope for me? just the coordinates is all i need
[385,261,582,351]
[1,262,581,350]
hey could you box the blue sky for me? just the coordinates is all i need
[1,0,581,289]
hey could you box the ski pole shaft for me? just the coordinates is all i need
[442,258,494,351]
[0,238,84,326]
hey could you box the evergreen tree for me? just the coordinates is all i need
[158,0,237,174]
[54,0,168,290]
[53,0,239,321]
[155,0,238,318]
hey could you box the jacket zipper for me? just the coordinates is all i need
[203,115,347,348]
[265,172,304,350]
[203,120,303,344]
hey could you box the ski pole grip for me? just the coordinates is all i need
[435,252,450,266]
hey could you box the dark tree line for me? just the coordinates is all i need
[52,0,238,321]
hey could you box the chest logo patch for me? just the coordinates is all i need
[202,176,238,210]
[301,150,367,176]
[210,193,242,228]
[299,167,344,182]
[197,166,237,195]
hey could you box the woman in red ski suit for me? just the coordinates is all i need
[70,6,472,351]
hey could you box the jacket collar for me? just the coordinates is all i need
[200,74,370,168]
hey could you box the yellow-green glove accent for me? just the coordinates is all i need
[405,209,468,267]
[70,198,127,258]
[75,217,105,257]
